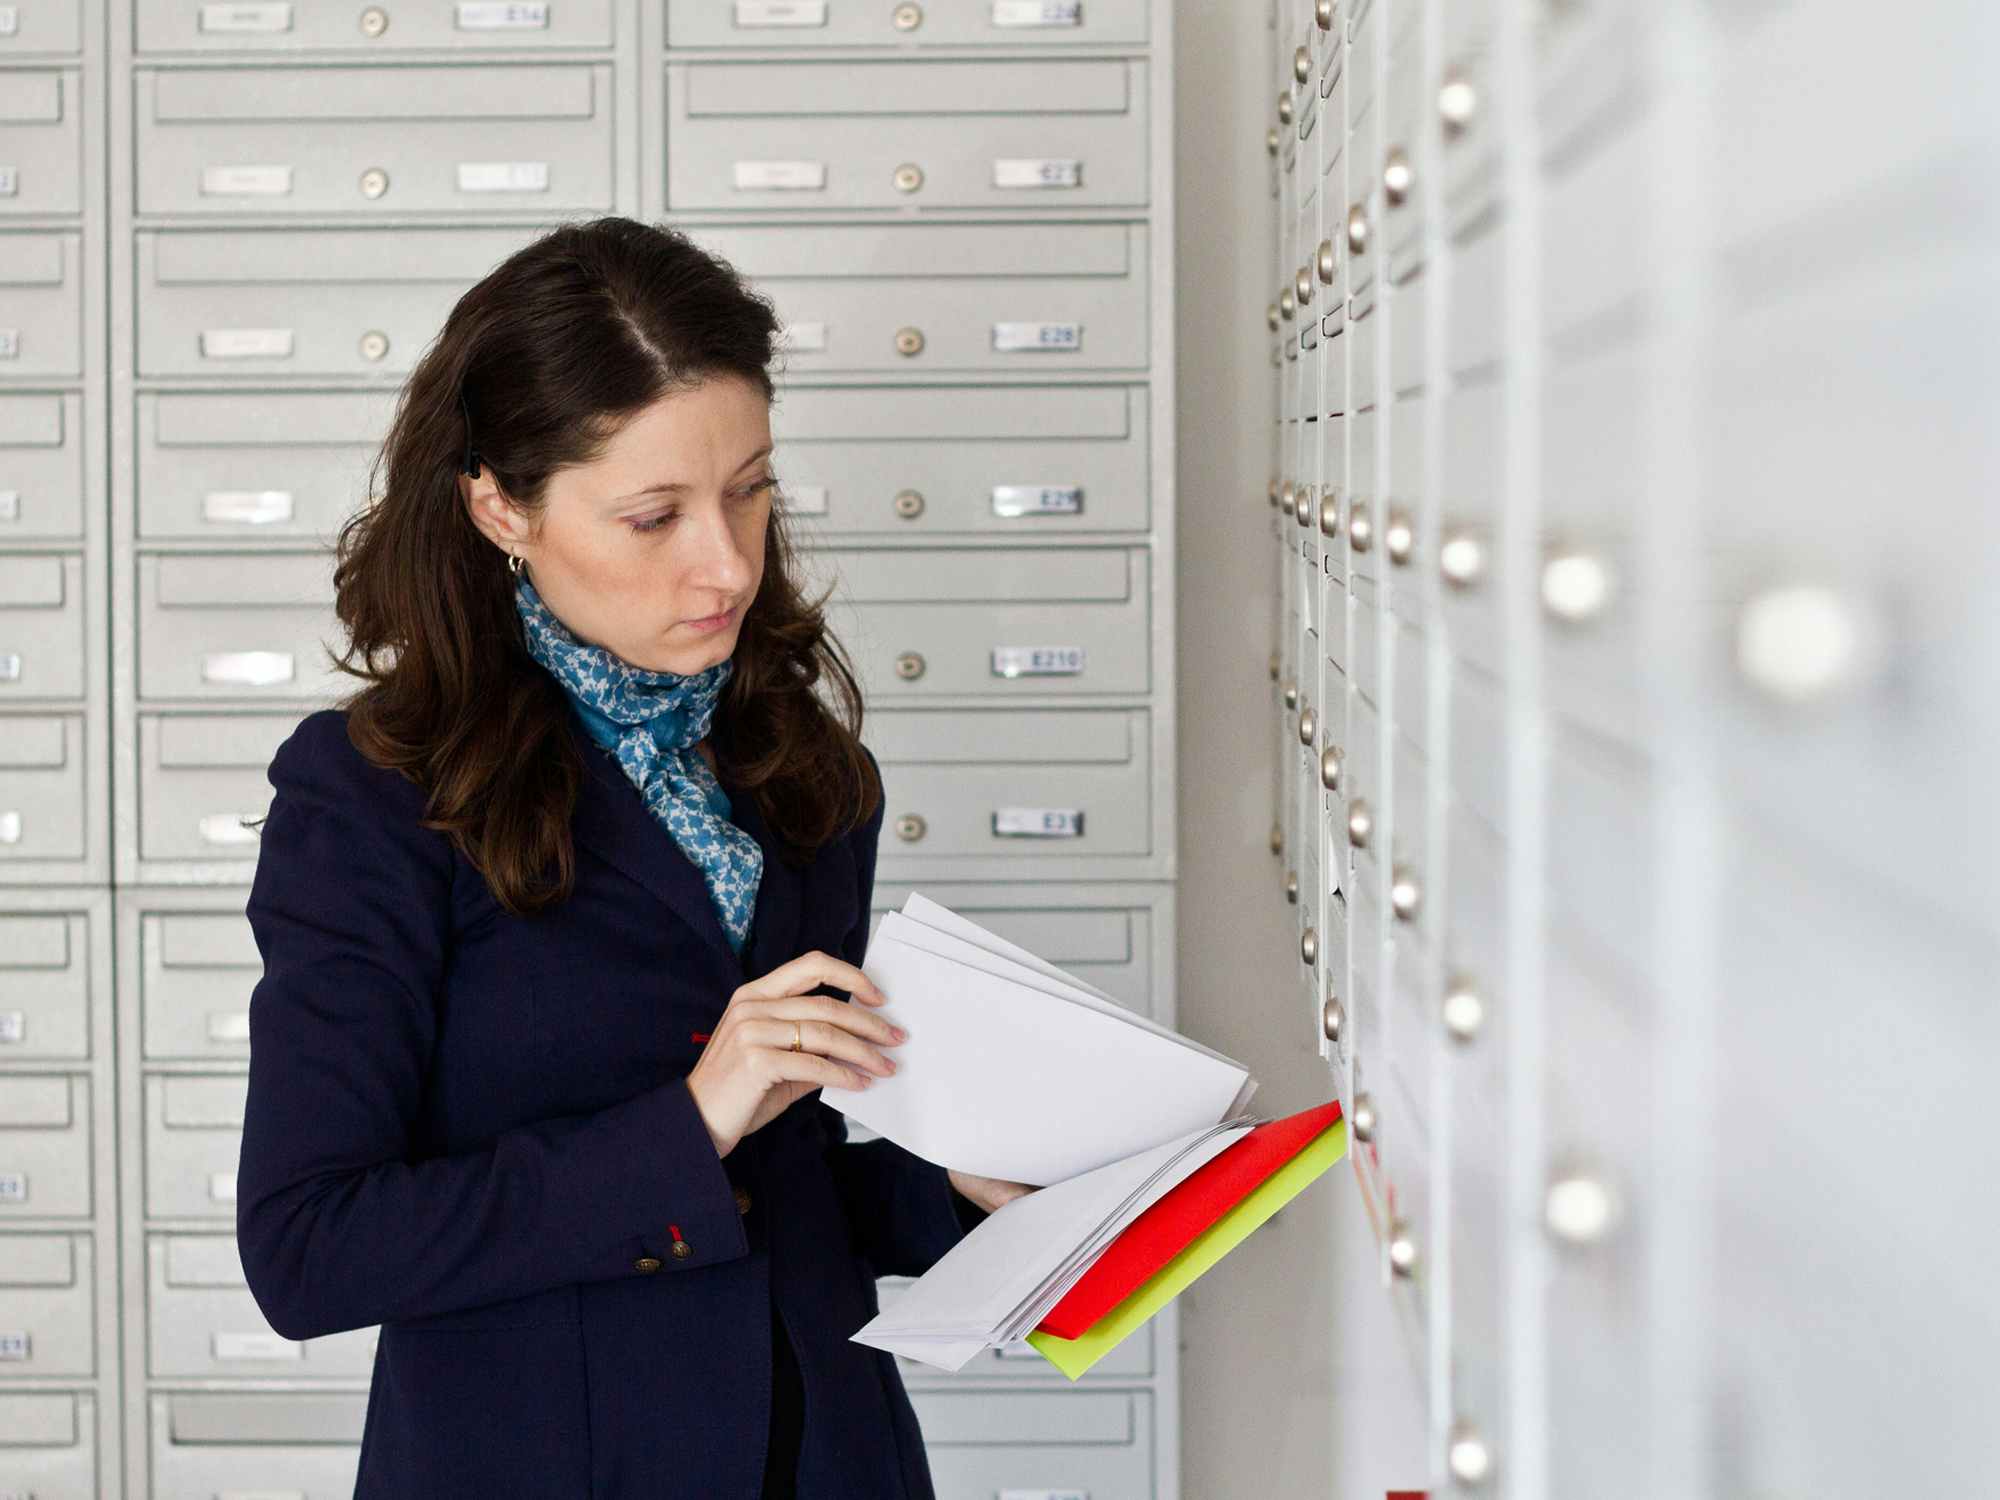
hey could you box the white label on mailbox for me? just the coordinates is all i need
[0,168,17,198]
[0,1331,27,1361]
[214,1330,299,1360]
[201,650,295,687]
[199,2,293,31]
[0,8,18,37]
[992,322,1081,352]
[0,653,20,682]
[0,330,19,359]
[203,490,295,526]
[992,0,1082,25]
[734,160,826,191]
[211,1171,238,1203]
[781,484,828,515]
[200,328,294,360]
[993,808,1084,838]
[993,157,1082,189]
[0,1011,22,1043]
[991,645,1085,678]
[458,161,549,193]
[0,812,18,845]
[0,1173,24,1202]
[456,1,550,28]
[199,814,262,846]
[735,0,827,24]
[0,491,19,520]
[776,321,827,352]
[208,1011,253,1042]
[992,485,1082,517]
[201,164,292,197]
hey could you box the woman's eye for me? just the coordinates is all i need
[627,511,675,534]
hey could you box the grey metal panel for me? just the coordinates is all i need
[0,230,82,377]
[137,712,289,862]
[871,706,1150,860]
[134,551,338,703]
[135,388,392,541]
[0,713,86,861]
[813,545,1149,700]
[0,389,85,539]
[137,0,615,53]
[914,1388,1152,1498]
[0,0,83,53]
[0,908,88,1057]
[0,1230,94,1376]
[137,904,260,1062]
[692,220,1150,374]
[135,64,616,218]
[667,0,1148,49]
[668,58,1147,211]
[0,1073,91,1218]
[0,550,84,699]
[149,1391,364,1500]
[134,225,532,379]
[0,69,82,216]
[142,1074,245,1222]
[147,1235,376,1379]
[770,383,1149,537]
[0,1390,98,1500]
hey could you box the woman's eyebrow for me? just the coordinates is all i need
[602,445,775,504]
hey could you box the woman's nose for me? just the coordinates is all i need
[685,504,753,592]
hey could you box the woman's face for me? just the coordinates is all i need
[466,374,774,677]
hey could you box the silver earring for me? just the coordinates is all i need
[507,552,524,577]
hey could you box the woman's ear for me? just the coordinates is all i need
[460,472,533,557]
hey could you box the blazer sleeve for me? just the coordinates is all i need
[815,746,990,1281]
[234,711,749,1344]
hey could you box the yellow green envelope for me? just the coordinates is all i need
[1025,1116,1350,1380]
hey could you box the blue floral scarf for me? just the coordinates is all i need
[513,575,762,955]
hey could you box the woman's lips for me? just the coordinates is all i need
[682,604,736,633]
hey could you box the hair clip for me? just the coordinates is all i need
[458,388,481,478]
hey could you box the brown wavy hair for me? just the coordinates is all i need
[328,215,880,916]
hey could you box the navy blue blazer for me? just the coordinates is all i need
[235,707,982,1499]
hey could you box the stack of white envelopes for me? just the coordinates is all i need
[819,892,1261,1372]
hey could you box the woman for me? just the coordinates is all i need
[234,216,1034,1500]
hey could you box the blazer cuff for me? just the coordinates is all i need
[563,1077,750,1274]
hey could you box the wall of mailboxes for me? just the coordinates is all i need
[0,1,1185,1496]
[1271,0,1994,1496]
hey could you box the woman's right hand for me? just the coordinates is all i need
[684,950,906,1159]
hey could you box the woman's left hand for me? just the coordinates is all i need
[948,1167,1038,1215]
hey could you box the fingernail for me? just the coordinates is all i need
[891,1025,907,1039]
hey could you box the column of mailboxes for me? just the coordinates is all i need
[1272,1,1526,1492]
[42,2,1187,1498]
[1,0,124,1496]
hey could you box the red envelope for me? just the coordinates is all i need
[1036,1098,1345,1340]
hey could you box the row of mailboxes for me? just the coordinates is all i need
[0,882,1170,1061]
[0,1383,1156,1500]
[0,543,1155,696]
[0,220,1153,379]
[0,383,1157,542]
[0,58,1151,220]
[0,703,1165,874]
[0,0,1159,57]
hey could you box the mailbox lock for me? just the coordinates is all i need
[893,2,923,30]
[1285,870,1299,904]
[894,326,925,357]
[894,651,926,681]
[893,163,925,194]
[1319,745,1343,791]
[893,489,925,520]
[893,814,927,843]
[358,6,389,38]
[359,166,390,199]
[358,330,390,362]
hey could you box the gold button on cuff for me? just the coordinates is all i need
[633,1256,662,1273]
[670,1240,694,1260]
[734,1186,753,1216]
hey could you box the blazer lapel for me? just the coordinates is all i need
[566,720,804,982]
